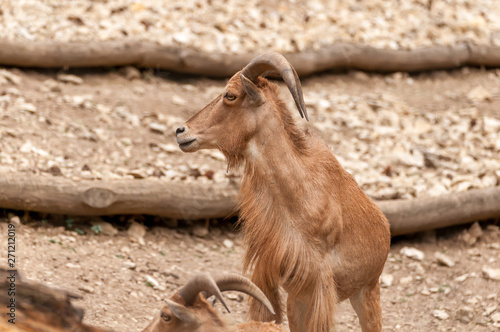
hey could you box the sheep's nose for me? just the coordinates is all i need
[176,126,185,136]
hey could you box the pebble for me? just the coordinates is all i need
[127,221,147,245]
[467,85,492,102]
[400,247,425,261]
[0,69,22,85]
[145,276,160,289]
[456,306,474,323]
[123,261,137,270]
[379,274,393,288]
[482,266,500,281]
[433,309,450,320]
[78,285,95,294]
[149,122,167,134]
[223,239,234,249]
[434,252,455,267]
[9,215,22,227]
[491,312,500,323]
[399,276,413,285]
[461,222,483,246]
[192,223,209,238]
[57,74,84,85]
[120,66,141,80]
[91,220,118,236]
[171,95,187,106]
[16,102,37,113]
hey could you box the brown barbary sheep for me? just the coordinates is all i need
[175,53,391,331]
[141,273,284,332]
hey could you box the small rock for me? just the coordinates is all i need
[48,165,63,176]
[420,286,430,295]
[65,263,81,269]
[17,102,37,113]
[128,169,147,179]
[433,309,450,320]
[225,293,244,302]
[482,266,500,281]
[456,306,474,323]
[171,95,187,106]
[145,276,160,289]
[57,74,84,85]
[78,285,95,294]
[399,276,413,285]
[120,66,141,80]
[9,215,22,227]
[149,122,167,134]
[461,222,483,246]
[127,221,147,245]
[0,69,22,85]
[379,274,393,288]
[483,117,500,134]
[223,239,234,249]
[123,261,137,270]
[435,252,455,267]
[41,79,61,92]
[491,312,500,323]
[454,274,469,283]
[91,220,118,236]
[467,85,492,102]
[192,222,209,238]
[400,247,425,261]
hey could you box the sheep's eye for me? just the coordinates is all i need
[161,312,171,322]
[224,93,237,101]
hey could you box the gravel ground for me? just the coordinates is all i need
[0,214,499,331]
[1,0,500,53]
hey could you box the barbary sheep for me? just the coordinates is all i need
[141,273,283,332]
[175,53,391,331]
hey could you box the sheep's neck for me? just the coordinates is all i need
[241,120,310,214]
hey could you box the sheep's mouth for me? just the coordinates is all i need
[178,138,197,151]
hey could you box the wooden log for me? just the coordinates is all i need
[1,174,499,235]
[0,268,108,332]
[379,186,500,236]
[0,173,239,220]
[1,39,500,77]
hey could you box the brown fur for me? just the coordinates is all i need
[142,292,283,332]
[177,71,391,332]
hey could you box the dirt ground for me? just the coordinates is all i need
[0,67,500,331]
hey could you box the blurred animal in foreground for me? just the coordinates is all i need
[176,52,391,331]
[141,273,283,332]
[0,267,107,332]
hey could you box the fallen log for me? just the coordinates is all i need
[0,268,108,332]
[0,173,499,236]
[0,173,239,221]
[1,39,500,77]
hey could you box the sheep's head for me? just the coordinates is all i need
[141,273,275,332]
[175,53,308,166]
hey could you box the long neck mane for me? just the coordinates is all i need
[236,88,342,293]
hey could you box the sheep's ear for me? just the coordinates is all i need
[240,74,266,106]
[165,299,201,326]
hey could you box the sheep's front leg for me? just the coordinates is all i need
[286,276,337,332]
[286,294,309,332]
[349,280,382,332]
[248,272,283,323]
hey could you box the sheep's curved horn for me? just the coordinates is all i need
[211,273,276,315]
[178,273,230,313]
[241,52,309,121]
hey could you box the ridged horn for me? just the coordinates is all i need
[178,273,230,313]
[241,52,309,121]
[211,273,276,315]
